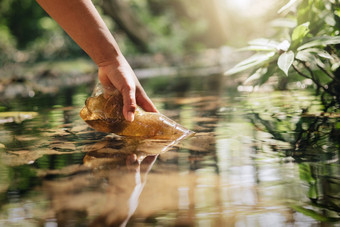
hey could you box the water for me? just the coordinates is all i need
[0,74,339,226]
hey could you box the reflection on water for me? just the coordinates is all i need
[0,76,339,226]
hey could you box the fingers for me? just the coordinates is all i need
[136,89,158,113]
[97,62,157,123]
[99,65,137,122]
[121,86,137,122]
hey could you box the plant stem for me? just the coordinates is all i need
[292,64,336,96]
[292,64,310,79]
[301,62,321,94]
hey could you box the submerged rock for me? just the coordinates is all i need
[80,87,194,139]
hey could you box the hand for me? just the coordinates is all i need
[98,55,158,122]
[35,0,156,122]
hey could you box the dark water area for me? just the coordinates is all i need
[0,73,340,226]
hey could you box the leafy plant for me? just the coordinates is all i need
[226,0,340,102]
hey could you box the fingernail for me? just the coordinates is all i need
[127,112,134,122]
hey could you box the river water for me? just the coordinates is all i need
[0,73,339,226]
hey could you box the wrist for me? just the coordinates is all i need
[96,51,126,68]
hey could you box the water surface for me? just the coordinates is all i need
[0,74,339,226]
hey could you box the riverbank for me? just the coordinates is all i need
[0,47,245,101]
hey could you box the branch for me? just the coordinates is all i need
[301,62,318,83]
[292,64,336,96]
[292,64,311,79]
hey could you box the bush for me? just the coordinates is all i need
[226,0,340,102]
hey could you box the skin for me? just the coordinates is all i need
[36,0,158,122]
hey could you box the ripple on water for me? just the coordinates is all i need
[0,83,339,226]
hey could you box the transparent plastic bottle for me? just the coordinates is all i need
[80,84,194,140]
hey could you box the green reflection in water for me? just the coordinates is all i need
[0,74,339,226]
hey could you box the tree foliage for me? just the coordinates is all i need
[0,0,231,63]
[226,0,340,102]
[0,0,85,64]
[0,0,46,49]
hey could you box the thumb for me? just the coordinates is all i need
[98,68,116,97]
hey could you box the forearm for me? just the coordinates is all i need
[36,0,121,66]
[37,0,157,119]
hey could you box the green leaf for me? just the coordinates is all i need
[239,45,276,52]
[336,8,340,18]
[278,0,299,14]
[325,13,336,26]
[331,61,340,71]
[259,64,276,85]
[277,51,295,76]
[301,48,334,60]
[225,52,276,75]
[296,0,312,25]
[291,22,310,44]
[245,64,277,85]
[241,39,290,52]
[277,40,291,52]
[314,0,325,10]
[296,50,316,62]
[248,38,281,49]
[244,68,266,84]
[298,36,340,50]
[295,49,328,68]
[270,18,297,28]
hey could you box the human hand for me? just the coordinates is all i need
[98,55,158,122]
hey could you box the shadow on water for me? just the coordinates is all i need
[0,73,340,226]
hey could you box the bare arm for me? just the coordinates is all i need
[36,0,157,121]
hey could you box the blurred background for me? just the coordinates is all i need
[0,0,282,97]
[0,0,280,56]
[1,2,340,226]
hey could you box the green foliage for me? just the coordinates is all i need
[0,0,46,49]
[299,163,317,198]
[278,50,295,75]
[0,0,214,63]
[122,0,213,54]
[0,0,85,64]
[290,204,339,222]
[226,0,340,100]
